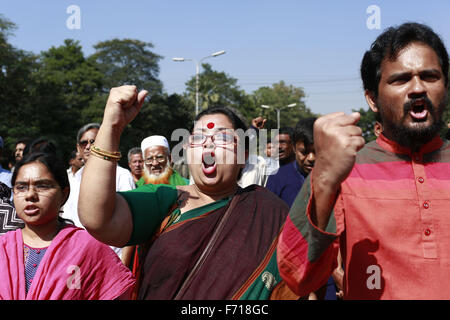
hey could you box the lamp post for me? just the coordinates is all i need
[172,50,226,116]
[260,103,297,129]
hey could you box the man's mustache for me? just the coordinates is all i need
[403,96,434,113]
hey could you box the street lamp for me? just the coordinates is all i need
[172,50,226,116]
[260,103,297,129]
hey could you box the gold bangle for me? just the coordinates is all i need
[90,149,121,161]
[91,145,122,158]
[90,149,120,162]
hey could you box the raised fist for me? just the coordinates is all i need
[251,116,267,130]
[103,85,148,134]
[312,112,365,189]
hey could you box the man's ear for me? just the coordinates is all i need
[364,89,378,113]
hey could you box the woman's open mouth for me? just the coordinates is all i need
[202,151,217,175]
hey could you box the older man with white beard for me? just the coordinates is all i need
[136,135,189,187]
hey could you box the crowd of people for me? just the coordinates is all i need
[0,21,449,300]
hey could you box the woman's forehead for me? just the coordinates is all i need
[16,162,53,180]
[194,114,234,131]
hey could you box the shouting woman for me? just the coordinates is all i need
[78,85,295,300]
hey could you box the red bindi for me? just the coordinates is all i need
[207,122,215,129]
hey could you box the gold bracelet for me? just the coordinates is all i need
[90,145,122,161]
[91,145,122,157]
[90,149,120,162]
[90,149,121,161]
[91,145,122,159]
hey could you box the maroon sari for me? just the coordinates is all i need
[136,185,289,300]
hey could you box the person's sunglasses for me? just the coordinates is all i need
[78,139,95,149]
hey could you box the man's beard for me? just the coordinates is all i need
[379,96,446,152]
[142,165,173,185]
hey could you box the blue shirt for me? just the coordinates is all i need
[0,165,12,188]
[23,244,48,294]
[265,161,305,208]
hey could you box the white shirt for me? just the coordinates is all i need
[238,154,279,188]
[67,167,78,186]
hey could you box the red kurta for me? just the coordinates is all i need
[278,134,450,299]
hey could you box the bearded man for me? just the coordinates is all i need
[278,22,450,299]
[136,135,189,187]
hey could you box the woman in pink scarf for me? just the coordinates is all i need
[0,152,135,300]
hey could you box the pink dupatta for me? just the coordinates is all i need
[0,225,135,300]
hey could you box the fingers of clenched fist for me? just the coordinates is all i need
[119,85,138,109]
[104,85,148,131]
[313,112,365,186]
[314,112,364,152]
[109,85,146,109]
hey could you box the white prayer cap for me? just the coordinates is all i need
[141,135,170,152]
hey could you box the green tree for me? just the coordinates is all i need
[353,107,378,142]
[0,15,38,163]
[251,81,314,129]
[90,39,163,94]
[184,63,253,120]
[30,39,104,161]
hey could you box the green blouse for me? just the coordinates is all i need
[119,184,178,245]
[119,184,230,246]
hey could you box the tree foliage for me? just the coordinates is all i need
[352,107,378,142]
[184,65,314,129]
[0,15,38,148]
[252,81,315,129]
[90,39,163,94]
[0,13,320,169]
[184,63,252,116]
[29,39,104,161]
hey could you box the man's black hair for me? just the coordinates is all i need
[293,117,317,146]
[15,137,32,147]
[69,150,77,160]
[361,22,449,97]
[23,137,58,158]
[278,127,294,140]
